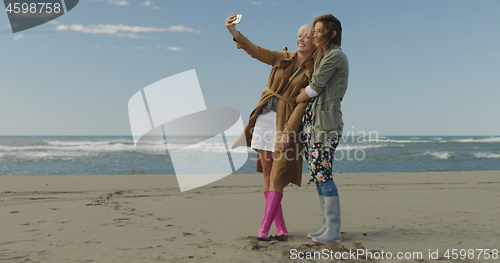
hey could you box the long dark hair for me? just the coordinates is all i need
[313,14,342,65]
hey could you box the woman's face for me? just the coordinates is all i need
[297,29,315,54]
[313,22,326,48]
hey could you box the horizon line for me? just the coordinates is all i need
[1,135,499,137]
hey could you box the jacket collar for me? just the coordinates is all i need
[279,49,295,69]
[327,44,341,52]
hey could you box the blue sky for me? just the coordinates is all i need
[1,0,499,136]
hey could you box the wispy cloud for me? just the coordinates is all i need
[87,0,129,6]
[166,46,183,51]
[13,34,24,40]
[243,0,274,5]
[55,23,200,38]
[127,45,183,51]
[140,0,159,9]
[165,25,199,33]
[108,0,129,6]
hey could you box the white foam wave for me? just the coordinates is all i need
[337,144,387,150]
[1,138,252,157]
[452,137,500,143]
[2,151,98,158]
[171,141,249,154]
[474,153,500,159]
[423,151,454,159]
[0,142,136,152]
[46,139,131,146]
[362,138,431,143]
[230,147,251,154]
[176,141,387,153]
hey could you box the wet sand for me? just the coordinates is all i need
[1,171,499,262]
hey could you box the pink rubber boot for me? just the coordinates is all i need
[256,191,283,241]
[264,191,289,237]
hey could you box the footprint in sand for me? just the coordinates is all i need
[113,218,133,227]
[140,213,154,217]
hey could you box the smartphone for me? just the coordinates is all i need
[231,14,242,24]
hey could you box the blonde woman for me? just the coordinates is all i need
[226,13,315,241]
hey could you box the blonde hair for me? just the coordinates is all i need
[297,24,313,38]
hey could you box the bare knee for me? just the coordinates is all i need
[258,150,274,175]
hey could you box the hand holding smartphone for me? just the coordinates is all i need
[231,14,242,24]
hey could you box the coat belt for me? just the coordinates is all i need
[265,87,297,108]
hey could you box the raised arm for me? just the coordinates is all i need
[225,13,283,66]
[225,13,240,39]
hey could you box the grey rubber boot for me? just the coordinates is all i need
[312,196,341,243]
[307,195,326,238]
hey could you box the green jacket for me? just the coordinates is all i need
[309,44,349,143]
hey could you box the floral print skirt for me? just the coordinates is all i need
[301,97,341,184]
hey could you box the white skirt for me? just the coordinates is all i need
[250,111,277,152]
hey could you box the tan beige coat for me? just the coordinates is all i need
[231,32,314,189]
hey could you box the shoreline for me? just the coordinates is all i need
[1,171,499,262]
[2,170,500,192]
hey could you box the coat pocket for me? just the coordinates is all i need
[318,101,342,131]
[318,110,336,131]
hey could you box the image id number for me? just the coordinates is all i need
[443,249,498,260]
[6,3,61,14]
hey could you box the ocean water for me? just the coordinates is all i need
[1,136,499,175]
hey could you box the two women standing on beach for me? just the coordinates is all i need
[226,14,315,241]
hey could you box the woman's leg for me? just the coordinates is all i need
[256,149,274,241]
[257,150,273,191]
[308,183,327,238]
[256,149,291,240]
[257,189,283,241]
[269,167,288,238]
[312,180,341,243]
[318,180,338,197]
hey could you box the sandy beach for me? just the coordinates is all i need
[1,171,499,262]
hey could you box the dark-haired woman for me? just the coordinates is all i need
[296,14,349,243]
